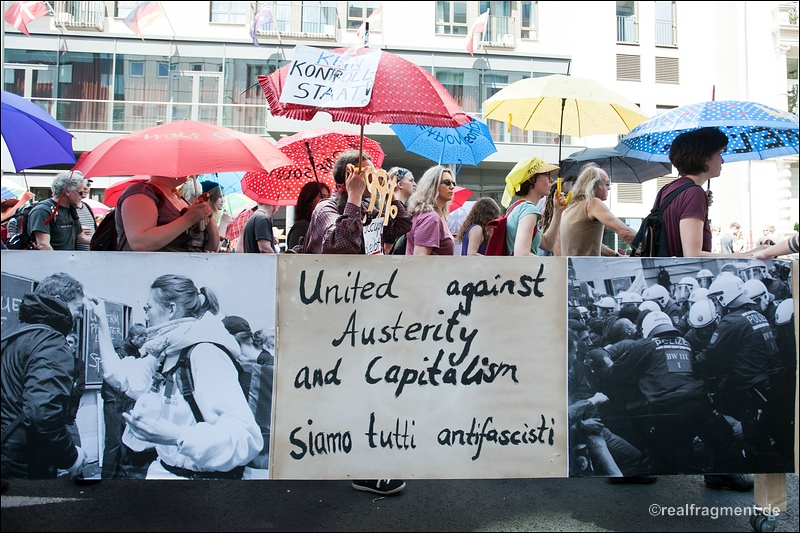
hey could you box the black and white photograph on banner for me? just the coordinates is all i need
[0,252,276,481]
[566,256,796,479]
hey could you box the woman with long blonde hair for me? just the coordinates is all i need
[405,165,456,255]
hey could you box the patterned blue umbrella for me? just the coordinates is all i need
[615,100,799,163]
[390,117,497,166]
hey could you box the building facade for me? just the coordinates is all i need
[2,1,798,247]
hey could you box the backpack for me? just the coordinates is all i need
[89,208,118,251]
[5,200,56,250]
[161,342,250,423]
[484,200,531,256]
[90,185,165,251]
[629,183,699,258]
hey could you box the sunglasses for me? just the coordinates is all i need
[441,180,457,187]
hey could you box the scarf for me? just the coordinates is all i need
[141,318,195,364]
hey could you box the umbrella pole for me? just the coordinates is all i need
[558,97,566,168]
[358,124,365,169]
[304,141,321,184]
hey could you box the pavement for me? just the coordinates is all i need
[1,474,797,532]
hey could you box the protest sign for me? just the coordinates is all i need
[279,45,380,108]
[273,255,568,479]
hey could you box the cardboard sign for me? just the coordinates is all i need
[279,45,380,108]
[274,255,568,479]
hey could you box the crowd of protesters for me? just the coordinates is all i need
[1,136,796,497]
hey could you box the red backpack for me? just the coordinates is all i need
[484,200,534,256]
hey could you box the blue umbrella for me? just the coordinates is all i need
[198,172,244,194]
[1,90,76,172]
[390,117,497,166]
[615,100,799,163]
[560,147,672,183]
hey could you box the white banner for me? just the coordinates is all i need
[274,255,568,479]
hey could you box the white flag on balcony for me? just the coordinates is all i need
[251,3,274,47]
[465,9,490,56]
[3,1,49,37]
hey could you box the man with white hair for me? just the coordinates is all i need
[28,171,91,250]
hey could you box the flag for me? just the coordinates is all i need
[356,5,382,39]
[250,3,273,46]
[465,9,489,56]
[123,1,165,39]
[4,1,49,37]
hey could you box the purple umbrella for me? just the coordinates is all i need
[1,90,76,172]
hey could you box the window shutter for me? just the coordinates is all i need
[616,54,641,82]
[616,183,643,203]
[655,57,679,84]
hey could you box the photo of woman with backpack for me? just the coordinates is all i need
[88,274,262,479]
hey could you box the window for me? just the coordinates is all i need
[520,1,537,40]
[436,1,467,35]
[347,1,382,31]
[302,1,338,34]
[616,1,637,43]
[157,62,169,78]
[210,1,248,24]
[479,1,511,43]
[654,1,676,46]
[130,61,144,77]
[115,1,138,18]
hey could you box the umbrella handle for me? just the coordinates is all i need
[304,141,320,184]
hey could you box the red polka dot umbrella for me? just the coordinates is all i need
[240,128,385,206]
[258,48,471,128]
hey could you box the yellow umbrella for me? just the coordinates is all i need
[501,157,560,208]
[483,74,649,164]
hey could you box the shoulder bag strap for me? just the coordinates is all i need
[173,342,238,423]
[655,183,699,214]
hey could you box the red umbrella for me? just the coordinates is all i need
[102,175,150,207]
[449,185,474,212]
[72,119,292,178]
[258,48,470,128]
[82,198,112,216]
[241,128,385,206]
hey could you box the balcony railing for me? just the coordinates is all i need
[52,1,105,31]
[480,15,516,48]
[253,2,337,40]
[617,15,637,43]
[655,19,676,46]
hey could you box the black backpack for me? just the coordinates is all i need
[89,208,118,251]
[5,200,56,250]
[629,183,698,258]
[90,185,165,251]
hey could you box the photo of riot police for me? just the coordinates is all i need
[567,257,795,479]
